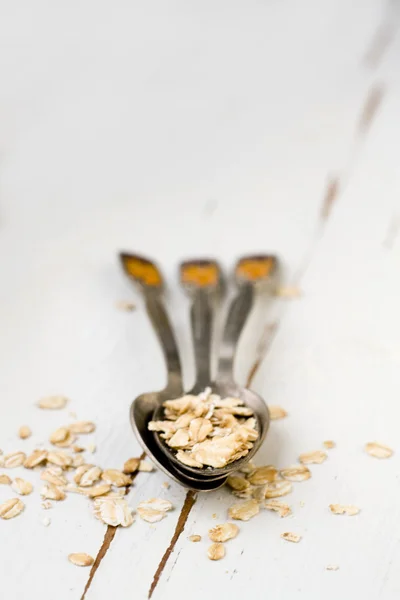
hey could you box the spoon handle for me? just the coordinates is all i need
[190,289,213,390]
[144,290,183,394]
[217,284,254,384]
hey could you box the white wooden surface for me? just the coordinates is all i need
[1,1,400,598]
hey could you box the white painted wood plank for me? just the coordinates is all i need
[0,0,394,598]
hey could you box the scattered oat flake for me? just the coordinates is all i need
[12,478,33,496]
[42,501,52,510]
[275,286,302,298]
[0,498,24,519]
[208,543,225,561]
[68,553,94,567]
[137,498,173,523]
[323,440,336,449]
[69,421,96,434]
[4,451,26,468]
[162,481,170,489]
[281,532,301,543]
[84,484,112,498]
[72,454,86,467]
[269,406,288,420]
[72,445,85,453]
[93,497,134,527]
[326,564,339,571]
[329,504,360,516]
[101,469,132,487]
[138,460,154,472]
[299,450,327,465]
[50,427,71,445]
[239,460,256,475]
[365,442,393,459]
[280,465,311,482]
[0,474,12,485]
[41,517,51,527]
[87,444,97,454]
[264,480,293,498]
[74,464,92,484]
[116,300,136,312]
[24,450,48,469]
[265,500,292,518]
[248,465,278,485]
[18,426,31,440]
[189,535,201,542]
[123,457,140,474]
[226,475,250,492]
[209,522,239,543]
[79,466,102,487]
[228,499,259,521]
[38,395,68,410]
[47,451,72,468]
[41,484,66,501]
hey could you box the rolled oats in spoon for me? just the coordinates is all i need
[148,387,258,469]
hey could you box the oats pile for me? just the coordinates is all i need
[1,392,395,571]
[148,387,258,469]
[0,396,171,566]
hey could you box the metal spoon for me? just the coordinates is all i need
[152,254,279,481]
[152,259,226,482]
[120,252,226,490]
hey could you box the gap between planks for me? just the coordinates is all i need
[80,451,146,600]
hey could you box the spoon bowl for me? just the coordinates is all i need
[131,391,227,490]
[151,380,269,479]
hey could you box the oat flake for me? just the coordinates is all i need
[93,497,134,527]
[281,532,301,543]
[0,498,24,519]
[123,457,140,474]
[137,498,173,523]
[24,450,48,469]
[280,465,311,482]
[365,442,393,459]
[138,460,154,472]
[323,440,336,449]
[18,426,32,440]
[248,465,278,485]
[4,451,26,468]
[264,500,291,518]
[41,484,66,501]
[38,395,68,410]
[329,504,360,516]
[208,543,225,561]
[101,469,132,487]
[209,522,239,543]
[299,450,327,465]
[69,421,96,434]
[189,535,201,542]
[264,480,293,498]
[269,406,288,420]
[228,499,259,521]
[11,478,33,496]
[68,553,94,567]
